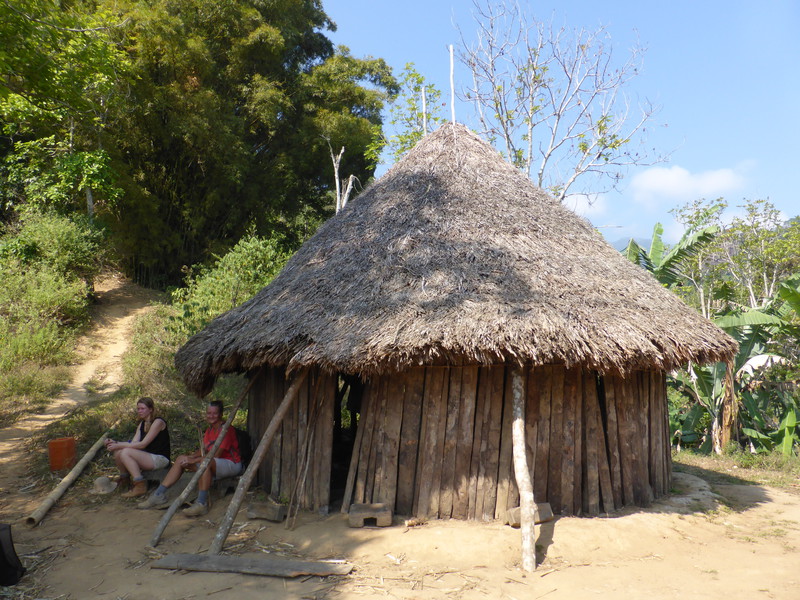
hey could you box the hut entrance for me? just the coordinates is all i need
[330,374,364,508]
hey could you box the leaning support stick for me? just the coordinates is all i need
[149,371,262,548]
[27,432,110,527]
[208,368,308,555]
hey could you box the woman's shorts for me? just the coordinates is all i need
[213,458,243,479]
[150,453,170,470]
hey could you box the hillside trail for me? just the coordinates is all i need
[0,273,160,518]
[0,274,798,599]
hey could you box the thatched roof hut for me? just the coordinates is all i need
[176,123,736,519]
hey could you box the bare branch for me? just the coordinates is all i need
[458,0,666,202]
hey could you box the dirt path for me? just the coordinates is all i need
[0,275,798,599]
[0,273,158,519]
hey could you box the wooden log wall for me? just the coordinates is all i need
[248,367,336,512]
[343,365,671,520]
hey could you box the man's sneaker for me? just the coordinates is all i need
[137,492,168,509]
[182,501,209,517]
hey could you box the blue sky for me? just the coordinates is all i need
[323,0,799,245]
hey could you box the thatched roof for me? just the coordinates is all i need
[176,123,737,396]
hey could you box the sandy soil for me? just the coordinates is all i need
[1,275,799,599]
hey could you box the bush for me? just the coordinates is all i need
[1,210,106,282]
[170,232,289,337]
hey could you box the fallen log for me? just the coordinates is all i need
[208,368,308,555]
[151,553,352,577]
[26,431,109,527]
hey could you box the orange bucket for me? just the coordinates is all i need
[48,437,77,471]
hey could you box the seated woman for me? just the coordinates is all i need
[105,397,171,498]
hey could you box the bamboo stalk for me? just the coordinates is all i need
[26,432,109,526]
[209,368,308,555]
[511,367,536,572]
[149,371,262,547]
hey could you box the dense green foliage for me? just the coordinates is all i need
[626,198,800,456]
[0,211,105,423]
[1,0,397,286]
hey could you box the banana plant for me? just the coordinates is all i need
[624,222,718,286]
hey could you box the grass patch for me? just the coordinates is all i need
[673,449,800,490]
[0,364,72,426]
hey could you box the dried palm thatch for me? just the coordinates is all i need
[176,123,737,397]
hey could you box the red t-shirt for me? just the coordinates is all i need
[203,425,241,463]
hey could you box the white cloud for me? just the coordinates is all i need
[628,165,747,211]
[565,193,608,218]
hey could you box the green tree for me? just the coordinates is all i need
[99,0,396,284]
[371,63,445,164]
[0,0,129,219]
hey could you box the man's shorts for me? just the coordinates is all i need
[213,458,243,479]
[150,453,170,470]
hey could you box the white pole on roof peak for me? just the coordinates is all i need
[422,86,428,134]
[449,44,456,123]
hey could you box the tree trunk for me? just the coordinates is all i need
[511,367,536,571]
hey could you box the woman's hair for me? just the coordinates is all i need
[137,397,157,432]
[208,400,224,418]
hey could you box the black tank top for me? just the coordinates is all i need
[137,418,170,461]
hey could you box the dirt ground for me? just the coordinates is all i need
[1,275,799,600]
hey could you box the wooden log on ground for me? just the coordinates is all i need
[209,368,309,555]
[26,431,109,527]
[152,553,352,577]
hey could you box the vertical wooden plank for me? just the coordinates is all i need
[365,376,388,504]
[495,368,515,520]
[280,372,297,502]
[664,372,673,492]
[591,373,615,513]
[616,375,636,506]
[547,365,565,513]
[560,368,576,515]
[377,374,405,510]
[369,376,388,502]
[314,373,335,512]
[480,366,504,521]
[297,373,310,508]
[639,372,654,504]
[397,368,424,516]
[353,380,377,504]
[472,367,493,519]
[604,376,627,507]
[270,369,284,499]
[583,372,601,515]
[430,368,449,518]
[647,371,661,498]
[468,367,489,519]
[452,366,478,519]
[439,367,463,519]
[416,368,445,518]
[534,366,552,503]
[632,373,654,505]
[573,370,583,514]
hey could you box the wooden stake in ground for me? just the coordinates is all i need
[149,372,262,548]
[209,368,308,555]
[511,367,537,571]
[26,431,109,527]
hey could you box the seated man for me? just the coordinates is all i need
[138,400,241,516]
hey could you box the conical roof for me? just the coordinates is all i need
[176,123,737,396]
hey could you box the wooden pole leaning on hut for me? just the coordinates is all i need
[209,368,308,555]
[149,372,262,548]
[26,431,110,527]
[511,367,537,572]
